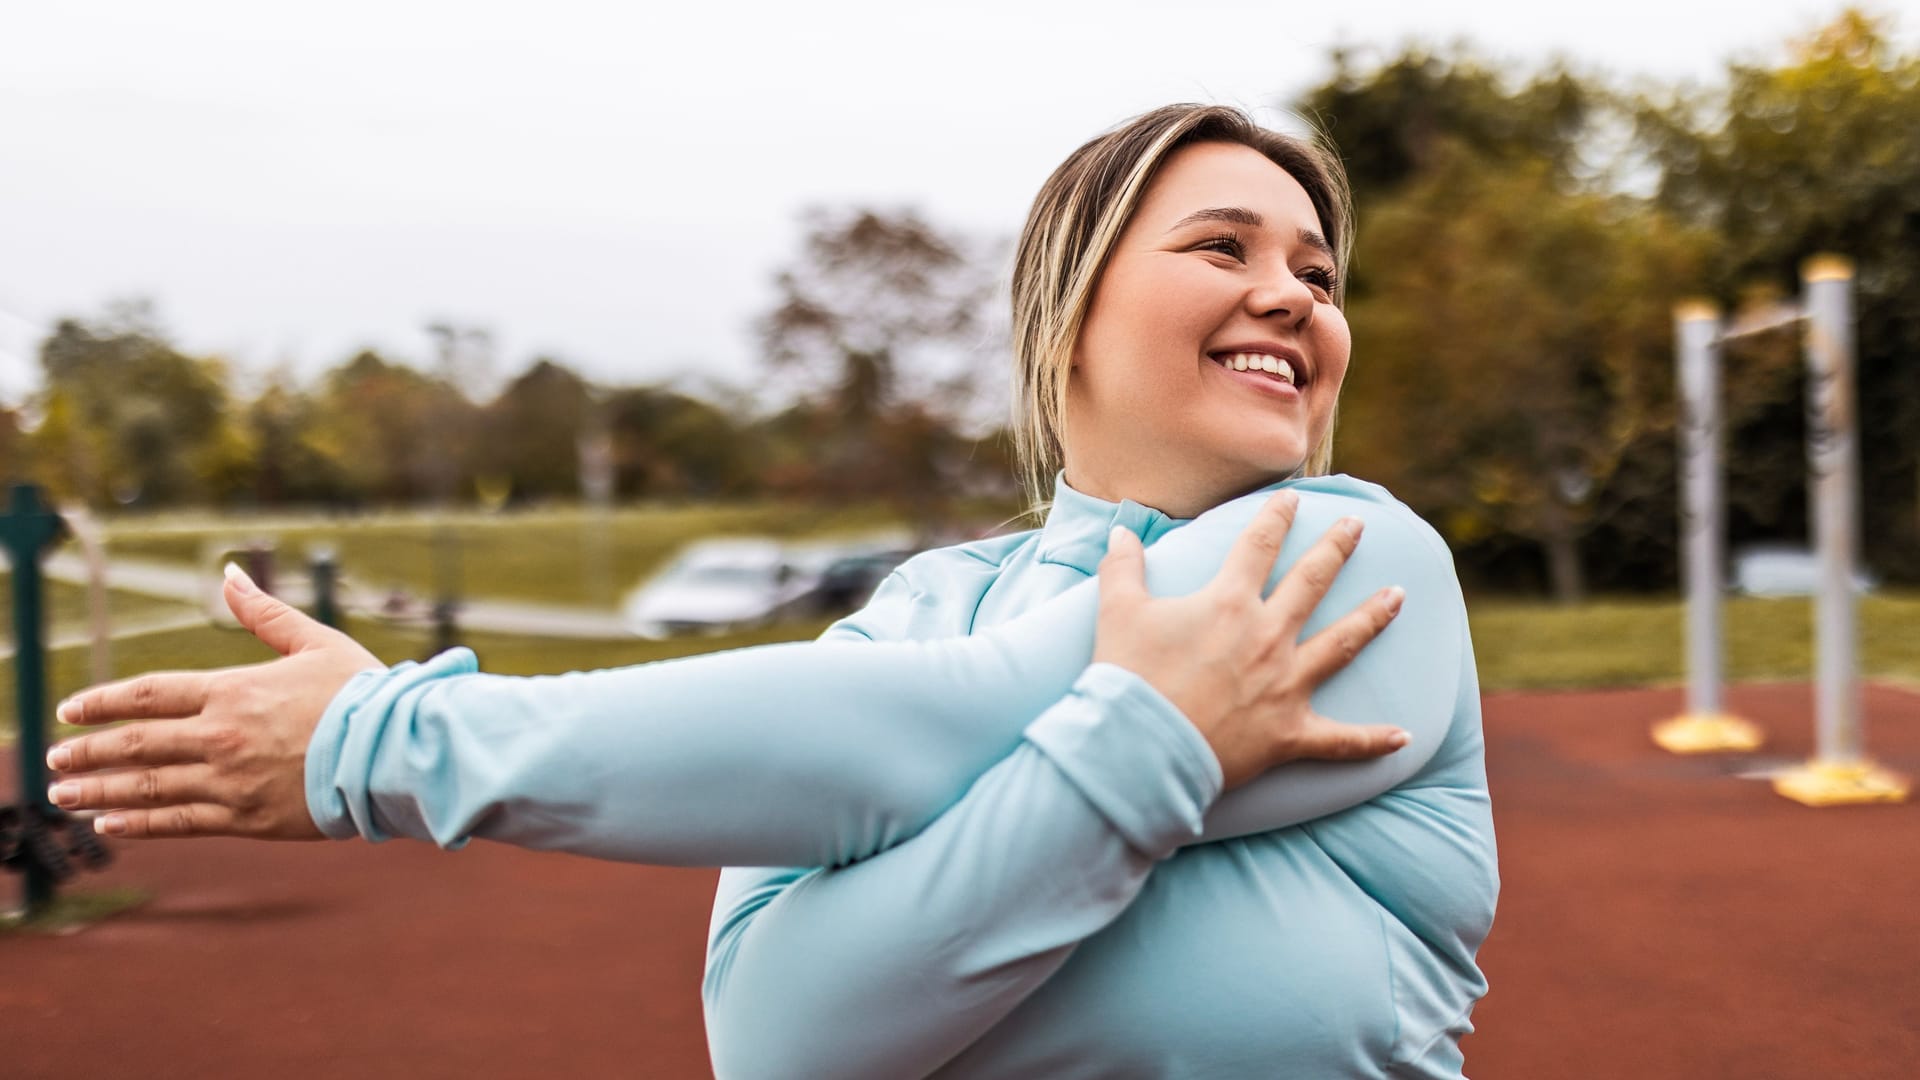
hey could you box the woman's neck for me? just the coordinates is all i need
[1060,463,1280,520]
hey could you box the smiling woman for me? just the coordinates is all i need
[1060,141,1351,518]
[47,104,1496,1079]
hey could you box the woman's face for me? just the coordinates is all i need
[1063,140,1350,518]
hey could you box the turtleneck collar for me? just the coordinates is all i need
[1035,472,1192,575]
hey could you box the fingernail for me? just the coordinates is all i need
[1341,516,1364,540]
[48,782,77,807]
[47,745,71,770]
[1383,585,1405,616]
[97,815,126,836]
[1275,490,1299,511]
[224,561,259,595]
[1388,730,1410,749]
[1108,524,1133,546]
[56,697,78,725]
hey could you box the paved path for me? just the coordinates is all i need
[39,553,632,640]
[3,681,1915,1078]
[0,611,210,663]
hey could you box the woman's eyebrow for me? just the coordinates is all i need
[1296,228,1334,259]
[1166,206,1263,232]
[1166,206,1335,259]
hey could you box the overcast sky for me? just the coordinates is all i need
[0,0,1903,408]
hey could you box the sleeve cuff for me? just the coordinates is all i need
[304,648,481,842]
[1022,662,1224,858]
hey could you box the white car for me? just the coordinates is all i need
[622,539,817,638]
[1728,545,1876,598]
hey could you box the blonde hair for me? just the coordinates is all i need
[1008,104,1355,506]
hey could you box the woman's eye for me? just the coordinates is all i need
[1299,267,1340,297]
[1196,235,1245,259]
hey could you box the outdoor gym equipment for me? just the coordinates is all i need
[2,483,112,917]
[1654,256,1909,806]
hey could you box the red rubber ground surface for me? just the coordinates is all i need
[3,682,1915,1078]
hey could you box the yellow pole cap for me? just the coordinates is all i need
[1802,254,1855,283]
[1673,298,1721,322]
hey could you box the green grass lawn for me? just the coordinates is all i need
[100,502,932,609]
[1467,590,1920,691]
[0,574,201,641]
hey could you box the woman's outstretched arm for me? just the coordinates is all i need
[49,477,1461,869]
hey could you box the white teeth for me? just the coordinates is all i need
[1216,352,1298,386]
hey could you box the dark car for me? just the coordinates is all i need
[810,548,916,614]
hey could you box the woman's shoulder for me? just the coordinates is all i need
[907,528,1042,573]
[1238,473,1458,571]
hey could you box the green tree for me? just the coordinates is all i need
[0,404,24,482]
[247,373,355,505]
[758,207,996,514]
[477,358,595,501]
[1302,49,1600,212]
[311,350,478,504]
[30,301,240,507]
[602,385,760,498]
[1336,147,1713,602]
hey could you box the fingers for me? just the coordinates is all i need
[225,565,337,657]
[1285,713,1411,763]
[1214,490,1301,597]
[47,718,211,772]
[1294,585,1406,686]
[1264,515,1366,630]
[91,804,240,840]
[48,763,221,813]
[58,671,213,727]
[1097,525,1149,613]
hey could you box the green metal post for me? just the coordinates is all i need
[3,484,68,916]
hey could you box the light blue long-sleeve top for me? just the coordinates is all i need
[305,473,1497,1078]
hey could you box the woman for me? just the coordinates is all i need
[50,105,1496,1076]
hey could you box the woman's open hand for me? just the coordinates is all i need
[45,565,384,839]
[1093,490,1408,790]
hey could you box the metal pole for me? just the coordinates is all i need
[1680,302,1725,719]
[62,505,114,686]
[1654,301,1760,753]
[1802,255,1861,765]
[1773,254,1907,805]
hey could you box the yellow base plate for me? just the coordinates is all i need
[1651,713,1765,754]
[1772,760,1911,807]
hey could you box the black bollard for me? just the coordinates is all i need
[309,548,339,629]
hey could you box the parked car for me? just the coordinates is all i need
[1728,544,1876,597]
[810,548,916,614]
[622,539,818,638]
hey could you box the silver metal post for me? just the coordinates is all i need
[1654,301,1760,753]
[1802,255,1861,765]
[1679,303,1725,718]
[1773,254,1907,805]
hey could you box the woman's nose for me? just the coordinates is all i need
[1245,265,1315,327]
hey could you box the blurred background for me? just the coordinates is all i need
[5,6,1920,635]
[3,3,1920,1078]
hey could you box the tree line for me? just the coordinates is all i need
[3,10,1916,600]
